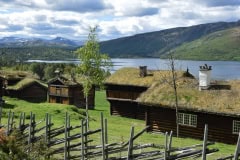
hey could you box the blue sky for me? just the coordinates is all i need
[0,0,239,41]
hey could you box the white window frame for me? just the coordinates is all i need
[233,120,240,134]
[178,113,197,127]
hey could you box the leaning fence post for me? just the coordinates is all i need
[101,112,105,160]
[105,118,108,160]
[64,112,68,160]
[19,112,23,130]
[7,110,11,135]
[168,130,173,156]
[45,113,49,143]
[0,104,2,125]
[202,124,208,160]
[234,132,240,160]
[10,112,14,132]
[81,119,85,160]
[127,126,134,160]
[28,112,33,145]
[84,117,88,156]
[164,132,168,160]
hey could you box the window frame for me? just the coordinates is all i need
[178,112,197,127]
[233,120,240,134]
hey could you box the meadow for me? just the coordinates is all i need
[0,91,237,159]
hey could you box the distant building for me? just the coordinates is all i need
[0,71,47,102]
[105,66,240,144]
[48,76,95,109]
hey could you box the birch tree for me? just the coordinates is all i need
[169,54,179,137]
[75,26,112,128]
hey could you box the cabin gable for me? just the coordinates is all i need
[48,76,95,109]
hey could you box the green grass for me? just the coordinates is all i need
[0,91,237,159]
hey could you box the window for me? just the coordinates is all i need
[233,120,240,134]
[178,113,197,127]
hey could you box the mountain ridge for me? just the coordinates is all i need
[0,36,83,48]
[100,20,240,59]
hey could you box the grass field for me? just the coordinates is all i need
[0,91,237,159]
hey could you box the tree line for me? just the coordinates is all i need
[0,47,77,67]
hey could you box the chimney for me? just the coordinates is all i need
[199,64,212,90]
[139,66,147,77]
[54,68,62,77]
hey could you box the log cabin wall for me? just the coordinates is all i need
[106,84,147,120]
[5,83,47,102]
[108,100,145,120]
[146,105,240,144]
[48,83,95,109]
[72,86,95,109]
[18,83,47,102]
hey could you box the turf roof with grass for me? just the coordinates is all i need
[106,67,240,116]
[105,67,186,87]
[6,78,47,90]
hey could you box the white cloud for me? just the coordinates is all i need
[0,0,239,40]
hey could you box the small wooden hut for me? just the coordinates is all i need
[48,76,95,109]
[106,67,240,144]
[0,71,47,102]
[6,78,47,102]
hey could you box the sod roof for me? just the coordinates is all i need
[106,67,240,116]
[105,67,186,87]
[137,78,240,116]
[0,70,33,80]
[6,78,47,90]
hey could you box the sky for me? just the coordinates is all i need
[0,0,240,41]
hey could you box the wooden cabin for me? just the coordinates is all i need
[48,76,95,109]
[6,78,47,102]
[0,71,47,102]
[106,67,240,144]
[105,67,150,120]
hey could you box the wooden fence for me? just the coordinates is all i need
[0,107,240,159]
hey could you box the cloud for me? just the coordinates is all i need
[198,0,240,7]
[53,19,79,26]
[28,23,54,31]
[52,0,109,12]
[7,24,24,31]
[107,0,159,17]
[125,7,159,17]
[34,15,47,21]
[0,0,240,41]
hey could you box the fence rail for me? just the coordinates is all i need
[0,106,240,159]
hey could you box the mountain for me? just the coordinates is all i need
[0,37,83,48]
[167,27,240,61]
[100,21,240,59]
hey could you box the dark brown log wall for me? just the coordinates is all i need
[105,84,147,120]
[146,105,240,144]
[109,100,145,120]
[6,83,47,102]
[106,84,147,100]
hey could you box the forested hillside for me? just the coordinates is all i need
[0,47,77,66]
[168,27,240,61]
[100,21,240,59]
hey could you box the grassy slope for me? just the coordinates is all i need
[171,27,240,61]
[0,91,236,159]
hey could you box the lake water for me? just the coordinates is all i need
[27,58,240,80]
[112,58,240,80]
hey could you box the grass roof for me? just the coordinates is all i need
[137,78,240,116]
[6,78,47,90]
[0,70,32,80]
[107,67,240,116]
[105,67,186,87]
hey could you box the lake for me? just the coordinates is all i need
[112,58,240,80]
[27,58,240,80]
